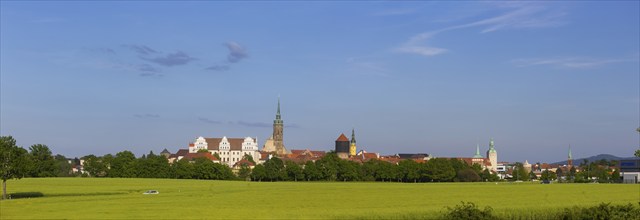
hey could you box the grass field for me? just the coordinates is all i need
[0,178,638,219]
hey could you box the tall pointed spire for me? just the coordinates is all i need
[276,97,281,120]
[473,144,482,158]
[349,128,357,157]
[567,144,573,167]
[351,128,356,144]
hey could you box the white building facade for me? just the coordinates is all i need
[189,136,260,167]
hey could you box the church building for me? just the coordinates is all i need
[486,138,498,172]
[335,129,358,159]
[262,98,287,155]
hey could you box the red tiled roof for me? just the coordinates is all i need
[362,153,378,159]
[379,157,401,164]
[233,159,255,167]
[169,149,190,158]
[289,149,326,158]
[336,133,349,142]
[184,152,219,161]
[260,151,271,160]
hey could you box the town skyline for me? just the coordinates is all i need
[1,2,639,163]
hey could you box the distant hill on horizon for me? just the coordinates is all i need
[552,154,638,165]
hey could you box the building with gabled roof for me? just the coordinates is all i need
[232,159,256,174]
[335,133,350,159]
[160,148,171,158]
[189,136,260,167]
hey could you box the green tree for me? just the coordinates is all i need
[193,157,216,179]
[82,155,108,177]
[136,152,171,178]
[424,158,455,182]
[109,151,137,178]
[373,160,396,182]
[556,167,564,182]
[635,149,640,158]
[316,153,339,181]
[337,159,359,181]
[456,168,481,182]
[251,164,267,181]
[541,170,557,181]
[28,144,56,177]
[303,161,321,181]
[285,160,304,181]
[480,169,492,182]
[264,157,286,181]
[529,170,537,180]
[1,136,31,200]
[512,163,529,181]
[53,154,72,177]
[237,164,251,180]
[449,158,471,181]
[361,160,379,181]
[569,166,577,182]
[171,159,194,179]
[611,168,621,183]
[213,162,234,180]
[398,159,420,183]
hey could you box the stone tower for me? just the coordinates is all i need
[486,138,498,172]
[273,98,287,155]
[349,128,357,156]
[335,133,350,159]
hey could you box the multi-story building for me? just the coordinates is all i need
[187,136,260,167]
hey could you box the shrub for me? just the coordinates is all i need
[9,192,44,199]
[557,203,640,220]
[443,202,498,220]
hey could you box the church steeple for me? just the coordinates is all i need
[488,138,496,153]
[473,144,483,158]
[351,128,356,144]
[276,97,281,121]
[349,128,357,156]
[568,145,573,167]
[486,138,498,172]
[272,97,286,155]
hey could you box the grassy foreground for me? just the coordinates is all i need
[0,178,638,219]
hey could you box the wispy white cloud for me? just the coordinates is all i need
[346,57,390,77]
[394,32,448,56]
[512,56,638,69]
[396,3,567,57]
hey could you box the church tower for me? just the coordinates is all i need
[349,128,357,156]
[567,145,573,168]
[473,144,483,158]
[486,138,498,172]
[273,98,287,155]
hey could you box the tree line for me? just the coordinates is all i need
[1,135,629,199]
[249,153,500,182]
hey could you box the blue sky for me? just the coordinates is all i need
[1,1,638,163]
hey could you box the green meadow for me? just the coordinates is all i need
[0,178,638,219]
